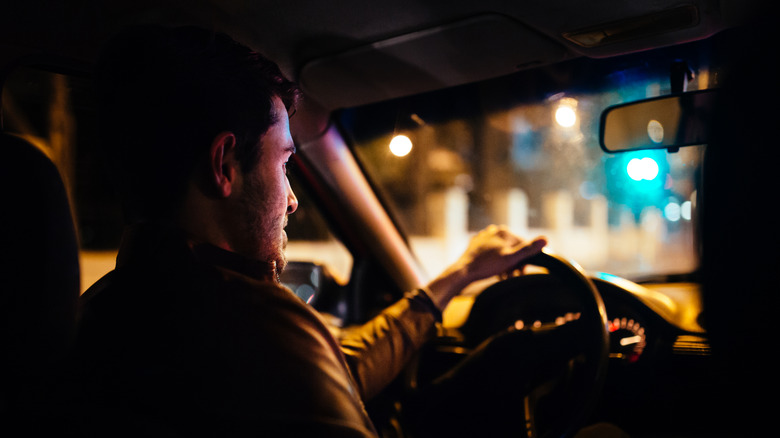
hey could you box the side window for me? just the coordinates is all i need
[285,175,353,283]
[2,66,352,294]
[280,171,354,311]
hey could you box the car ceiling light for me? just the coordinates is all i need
[562,5,699,48]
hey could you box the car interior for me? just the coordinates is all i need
[1,1,773,437]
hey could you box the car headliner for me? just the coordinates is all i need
[0,0,757,111]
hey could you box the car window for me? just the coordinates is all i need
[284,174,353,282]
[342,38,723,280]
[2,66,352,291]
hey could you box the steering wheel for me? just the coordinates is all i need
[406,248,609,438]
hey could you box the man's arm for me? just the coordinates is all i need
[339,225,546,400]
[425,225,546,311]
[339,289,440,401]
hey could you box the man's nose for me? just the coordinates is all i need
[286,181,298,214]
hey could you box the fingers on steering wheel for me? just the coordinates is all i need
[509,237,547,269]
[500,266,526,280]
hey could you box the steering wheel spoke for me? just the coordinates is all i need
[524,373,563,438]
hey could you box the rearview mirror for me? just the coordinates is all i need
[599,89,717,153]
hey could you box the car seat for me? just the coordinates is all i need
[0,131,80,423]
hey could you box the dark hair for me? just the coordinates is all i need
[95,25,300,223]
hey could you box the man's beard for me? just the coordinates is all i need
[275,218,289,276]
[259,213,288,279]
[240,180,289,280]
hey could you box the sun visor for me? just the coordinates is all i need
[299,14,568,110]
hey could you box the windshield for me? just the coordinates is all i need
[341,38,724,280]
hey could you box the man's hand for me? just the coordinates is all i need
[424,225,547,310]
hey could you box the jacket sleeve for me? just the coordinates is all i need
[337,290,441,401]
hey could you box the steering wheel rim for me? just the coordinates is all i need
[471,248,609,437]
[408,248,609,438]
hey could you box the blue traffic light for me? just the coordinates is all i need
[606,150,670,222]
[626,157,659,181]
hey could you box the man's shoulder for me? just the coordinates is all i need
[78,260,325,336]
[79,260,304,314]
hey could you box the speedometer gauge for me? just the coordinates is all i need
[608,317,646,363]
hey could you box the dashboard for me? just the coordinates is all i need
[441,272,709,358]
[433,271,716,435]
[592,274,709,363]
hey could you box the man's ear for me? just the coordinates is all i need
[209,132,239,198]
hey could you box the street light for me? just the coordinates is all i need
[389,134,413,157]
[555,97,578,128]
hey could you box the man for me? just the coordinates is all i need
[72,25,547,436]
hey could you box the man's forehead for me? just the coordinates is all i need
[260,97,295,153]
[271,96,290,126]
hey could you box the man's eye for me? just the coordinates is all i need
[284,159,295,175]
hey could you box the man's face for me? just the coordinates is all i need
[238,96,298,275]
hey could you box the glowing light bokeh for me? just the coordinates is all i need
[555,105,577,128]
[664,202,681,221]
[389,134,413,157]
[647,119,664,143]
[681,201,692,220]
[626,157,659,181]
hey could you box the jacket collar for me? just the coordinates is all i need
[116,223,279,284]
